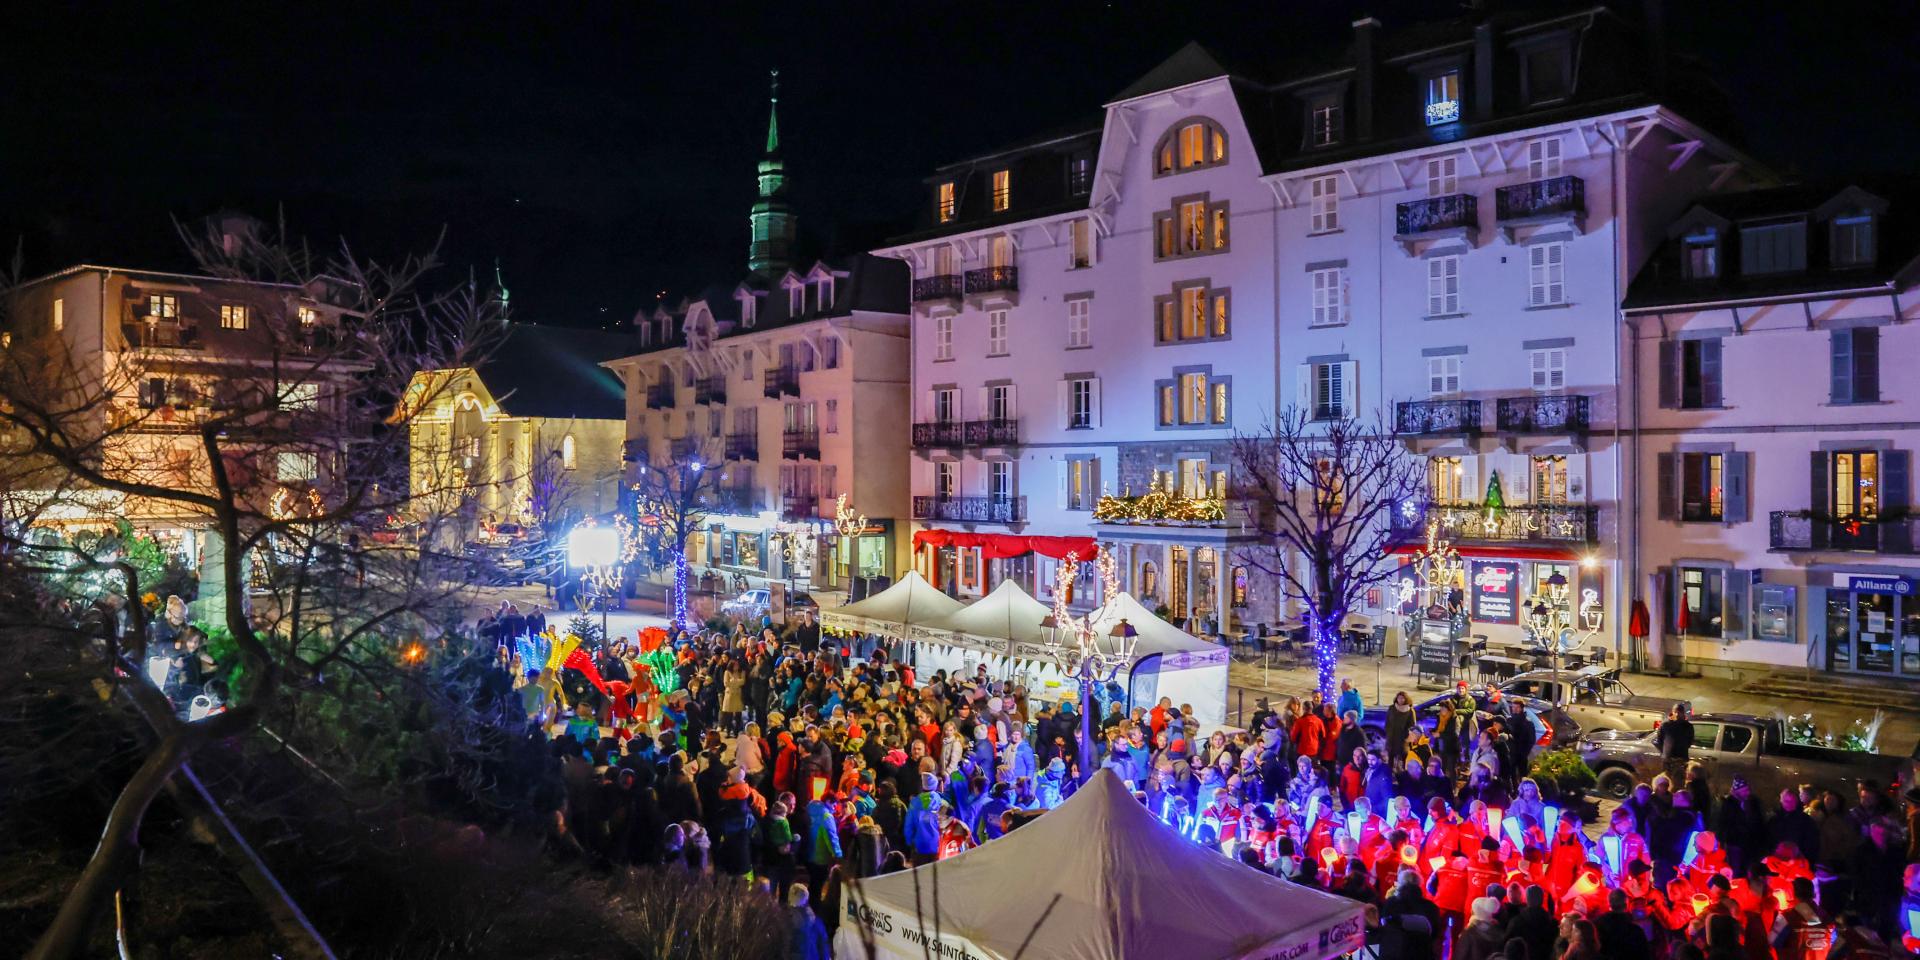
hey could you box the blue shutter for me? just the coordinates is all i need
[1723,452,1750,524]
[1700,338,1723,408]
[1658,341,1679,409]
[1855,328,1880,402]
[1883,450,1911,552]
[1831,330,1854,404]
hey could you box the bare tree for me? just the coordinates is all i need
[629,438,726,629]
[0,216,500,958]
[1230,408,1426,697]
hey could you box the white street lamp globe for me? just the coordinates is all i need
[567,526,621,569]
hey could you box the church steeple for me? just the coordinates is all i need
[749,69,796,276]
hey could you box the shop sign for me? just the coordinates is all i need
[1847,575,1916,596]
[1471,560,1521,624]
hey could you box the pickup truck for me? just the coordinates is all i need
[1579,712,1914,801]
[1494,666,1682,735]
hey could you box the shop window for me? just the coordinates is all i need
[1531,456,1568,505]
[1677,566,1724,638]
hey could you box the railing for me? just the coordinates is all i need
[912,274,963,302]
[963,266,1019,295]
[1770,512,1920,554]
[725,432,758,460]
[964,418,1019,447]
[121,321,204,350]
[1399,502,1600,544]
[912,495,1027,524]
[1496,394,1590,433]
[622,438,648,462]
[780,495,822,523]
[1395,398,1481,436]
[782,427,820,460]
[669,437,701,461]
[694,375,727,406]
[704,487,761,515]
[1495,175,1585,221]
[1396,194,1478,236]
[912,421,965,449]
[763,366,801,398]
[646,384,676,409]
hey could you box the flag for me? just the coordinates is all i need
[564,646,611,696]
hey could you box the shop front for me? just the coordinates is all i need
[824,518,896,597]
[1820,573,1920,679]
[1392,544,1606,654]
[910,529,1098,603]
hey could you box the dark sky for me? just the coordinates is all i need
[3,1,1913,329]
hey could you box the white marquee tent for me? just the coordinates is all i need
[832,768,1366,960]
[997,591,1230,728]
[907,579,1052,677]
[819,570,964,639]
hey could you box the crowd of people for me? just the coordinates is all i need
[477,606,1920,960]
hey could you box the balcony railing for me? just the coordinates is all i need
[1395,398,1481,436]
[670,437,701,461]
[964,418,1019,447]
[121,321,204,350]
[1496,394,1590,434]
[1400,501,1600,544]
[780,495,822,523]
[912,495,1027,524]
[782,427,820,460]
[912,274,963,302]
[1770,512,1920,554]
[1395,193,1478,236]
[1495,175,1585,222]
[623,438,648,462]
[912,421,965,449]
[963,265,1019,295]
[763,366,801,398]
[725,432,758,460]
[646,384,676,410]
[706,487,762,516]
[694,375,727,406]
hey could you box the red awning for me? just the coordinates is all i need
[912,529,1099,562]
[1390,542,1582,562]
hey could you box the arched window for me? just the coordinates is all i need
[561,434,577,470]
[1231,565,1248,608]
[1154,118,1228,176]
[1140,561,1159,601]
[452,394,484,460]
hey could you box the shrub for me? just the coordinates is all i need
[1528,748,1596,798]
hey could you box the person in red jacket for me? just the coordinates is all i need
[1544,816,1591,900]
[1316,702,1342,767]
[1421,797,1463,873]
[772,730,799,796]
[1426,853,1472,947]
[1290,708,1326,767]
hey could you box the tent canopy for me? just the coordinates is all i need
[833,769,1365,960]
[819,570,964,638]
[1088,591,1220,661]
[912,578,1051,654]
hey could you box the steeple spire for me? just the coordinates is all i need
[749,68,796,276]
[765,69,780,155]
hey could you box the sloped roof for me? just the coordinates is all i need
[473,324,633,420]
[819,570,965,638]
[913,578,1053,653]
[1108,41,1231,103]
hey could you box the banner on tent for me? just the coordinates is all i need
[842,899,999,960]
[1163,647,1230,670]
[1233,910,1366,960]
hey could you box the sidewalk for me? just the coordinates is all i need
[1226,654,1920,756]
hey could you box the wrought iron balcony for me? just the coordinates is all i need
[646,383,676,410]
[1397,501,1599,544]
[1770,512,1920,554]
[782,427,820,460]
[912,495,1027,524]
[763,366,801,398]
[1395,398,1481,437]
[1496,176,1585,222]
[694,375,727,405]
[964,418,1019,447]
[912,274,963,302]
[622,438,648,462]
[1496,394,1590,434]
[725,432,758,460]
[706,487,762,516]
[963,265,1019,295]
[1395,193,1478,237]
[912,421,965,449]
[780,495,822,523]
[669,437,702,462]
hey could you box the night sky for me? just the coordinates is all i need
[2,1,1913,329]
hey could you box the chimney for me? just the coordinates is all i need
[1473,22,1495,120]
[1352,17,1381,142]
[1642,0,1668,94]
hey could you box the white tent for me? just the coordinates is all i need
[833,768,1366,960]
[820,570,965,639]
[997,591,1230,728]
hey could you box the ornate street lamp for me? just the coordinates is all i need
[1039,548,1135,787]
[830,493,866,590]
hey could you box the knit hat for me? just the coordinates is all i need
[1047,757,1065,773]
[1471,897,1500,923]
[922,772,940,791]
[728,766,746,784]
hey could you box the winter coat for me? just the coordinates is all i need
[905,791,946,855]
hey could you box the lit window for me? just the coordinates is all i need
[561,434,578,470]
[1179,372,1207,424]
[933,315,953,361]
[297,306,317,326]
[1066,297,1091,348]
[281,382,319,410]
[1425,71,1461,125]
[1529,241,1567,306]
[1531,455,1569,505]
[1211,292,1229,338]
[1527,138,1563,180]
[1427,255,1461,315]
[937,182,957,223]
[277,451,318,481]
[990,170,1011,212]
[1310,268,1344,327]
[148,294,178,319]
[220,304,249,330]
[52,298,63,332]
[1310,176,1339,232]
[1180,287,1205,340]
[1211,381,1229,424]
[1832,214,1875,267]
[1427,356,1462,396]
[1429,457,1465,501]
[1156,119,1227,174]
[1068,218,1094,269]
[986,309,1009,356]
[1309,102,1342,147]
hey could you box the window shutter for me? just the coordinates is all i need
[1090,377,1103,429]
[1005,384,1017,420]
[1658,341,1679,409]
[1723,571,1751,640]
[1883,450,1911,552]
[1700,338,1723,408]
[1855,328,1880,402]
[1056,459,1070,509]
[1723,451,1750,523]
[1457,456,1479,504]
[1656,452,1676,521]
[1057,380,1070,430]
[976,387,988,422]
[1830,330,1854,404]
[1809,452,1830,549]
[1295,365,1312,415]
[1338,361,1360,418]
[1508,455,1531,504]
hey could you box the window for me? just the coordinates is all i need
[1309,101,1342,147]
[1311,362,1346,421]
[1231,566,1248,607]
[281,382,319,410]
[1832,214,1875,267]
[933,387,959,424]
[990,169,1011,212]
[821,337,840,369]
[740,296,756,327]
[1180,287,1205,340]
[1068,155,1093,196]
[1069,218,1094,269]
[277,451,317,482]
[988,461,1014,502]
[1155,195,1229,259]
[1531,455,1568,504]
[788,284,803,315]
[1661,338,1724,409]
[987,384,1015,423]
[710,409,723,436]
[1741,219,1807,275]
[937,181,957,222]
[933,315,953,361]
[1310,268,1345,327]
[1528,241,1566,306]
[1682,231,1719,280]
[1066,377,1095,429]
[1180,372,1207,424]
[1066,297,1091,348]
[1427,255,1461,315]
[1430,457,1466,502]
[1426,156,1458,197]
[814,278,835,313]
[1425,70,1461,125]
[1831,327,1881,404]
[1427,356,1462,396]
[1211,381,1228,424]
[52,298,63,332]
[1154,368,1229,428]
[1524,46,1571,103]
[1155,282,1229,343]
[297,306,317,326]
[1680,452,1725,521]
[561,434,578,470]
[1677,566,1724,638]
[825,399,839,434]
[987,235,1013,269]
[148,294,178,319]
[1832,450,1881,520]
[1159,384,1175,426]
[986,309,1009,357]
[1066,457,1099,510]
[1310,176,1339,232]
[1155,119,1227,174]
[931,244,956,278]
[741,348,754,380]
[1527,138,1563,180]
[1530,348,1567,391]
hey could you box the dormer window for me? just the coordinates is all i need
[740,294,757,327]
[1153,118,1228,175]
[1425,71,1462,125]
[1740,217,1807,276]
[1832,213,1875,268]
[1067,155,1093,196]
[1682,230,1719,280]
[937,181,957,223]
[1522,44,1572,105]
[788,283,804,315]
[990,169,1011,212]
[1308,100,1342,148]
[814,277,835,312]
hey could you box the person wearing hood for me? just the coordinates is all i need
[904,772,948,865]
[714,766,763,876]
[976,781,1013,840]
[772,730,799,796]
[1035,757,1067,809]
[802,791,841,888]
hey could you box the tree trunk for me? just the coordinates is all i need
[1310,610,1341,700]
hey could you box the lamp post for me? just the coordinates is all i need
[831,493,866,595]
[1526,570,1603,696]
[567,523,623,638]
[1039,549,1135,787]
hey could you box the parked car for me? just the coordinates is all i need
[1359,686,1582,756]
[1579,712,1914,801]
[1493,666,1682,735]
[721,588,771,620]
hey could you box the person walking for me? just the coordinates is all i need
[1652,703,1693,784]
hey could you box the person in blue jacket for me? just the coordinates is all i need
[999,725,1036,784]
[904,772,947,865]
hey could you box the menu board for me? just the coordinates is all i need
[1471,559,1522,624]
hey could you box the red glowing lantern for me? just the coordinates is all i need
[1400,845,1419,866]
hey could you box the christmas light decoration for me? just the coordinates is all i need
[643,647,680,694]
[672,549,690,630]
[1091,489,1225,524]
